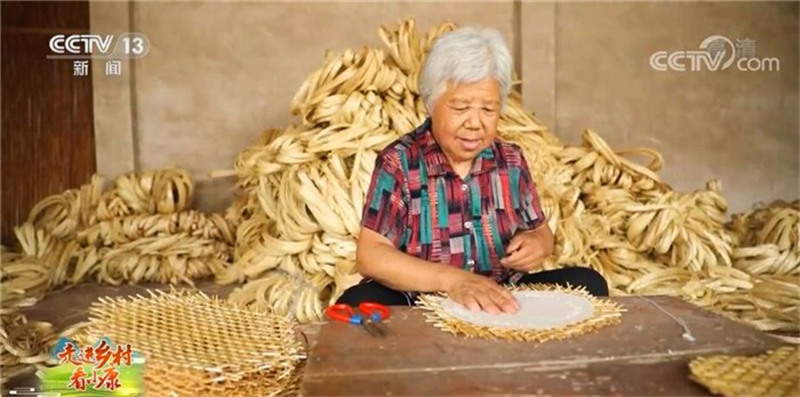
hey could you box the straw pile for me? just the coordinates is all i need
[1,169,235,382]
[720,201,800,331]
[3,168,232,297]
[0,311,57,386]
[220,19,798,332]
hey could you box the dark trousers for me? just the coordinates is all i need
[336,267,609,306]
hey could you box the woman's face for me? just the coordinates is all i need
[430,78,501,170]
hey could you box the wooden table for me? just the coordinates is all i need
[300,296,787,396]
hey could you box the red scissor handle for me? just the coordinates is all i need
[359,302,390,321]
[325,302,391,325]
[325,304,356,323]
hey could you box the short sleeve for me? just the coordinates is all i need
[360,151,408,247]
[515,153,546,231]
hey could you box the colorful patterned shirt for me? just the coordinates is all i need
[360,118,546,282]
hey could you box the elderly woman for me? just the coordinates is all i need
[338,27,608,313]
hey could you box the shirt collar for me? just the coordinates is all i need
[414,118,497,177]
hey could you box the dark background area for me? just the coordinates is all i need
[1,1,97,247]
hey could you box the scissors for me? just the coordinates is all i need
[325,302,390,337]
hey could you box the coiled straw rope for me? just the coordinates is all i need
[4,168,233,291]
[221,20,798,334]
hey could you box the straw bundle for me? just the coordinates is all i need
[82,289,305,397]
[713,200,800,332]
[0,312,56,384]
[689,346,799,397]
[1,246,58,389]
[417,284,623,341]
[1,246,51,313]
[222,19,798,333]
[2,168,233,303]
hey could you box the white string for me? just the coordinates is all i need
[288,274,306,315]
[638,295,696,342]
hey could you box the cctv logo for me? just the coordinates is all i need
[50,35,113,54]
[650,35,779,72]
[48,32,149,59]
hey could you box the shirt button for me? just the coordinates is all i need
[464,221,472,229]
[461,183,468,192]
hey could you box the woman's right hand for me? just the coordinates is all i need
[440,269,519,314]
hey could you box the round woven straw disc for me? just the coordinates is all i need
[441,290,594,329]
[417,284,624,342]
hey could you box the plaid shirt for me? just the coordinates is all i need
[360,118,546,282]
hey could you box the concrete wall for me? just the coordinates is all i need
[91,1,799,215]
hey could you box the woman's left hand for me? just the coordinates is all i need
[499,225,554,272]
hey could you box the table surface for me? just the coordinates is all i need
[300,296,788,396]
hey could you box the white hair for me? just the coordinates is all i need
[419,27,513,113]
